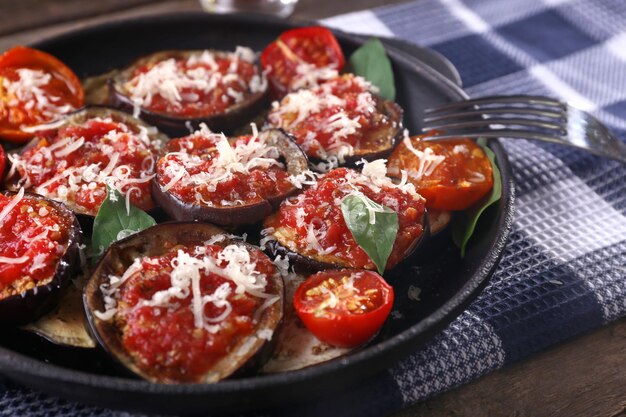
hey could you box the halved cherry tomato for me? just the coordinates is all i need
[387,133,494,211]
[261,26,345,97]
[294,269,394,348]
[0,46,84,143]
[0,144,4,183]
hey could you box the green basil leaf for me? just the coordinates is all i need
[91,185,156,262]
[452,143,502,257]
[341,193,399,274]
[347,38,396,100]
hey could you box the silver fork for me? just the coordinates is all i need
[422,95,626,164]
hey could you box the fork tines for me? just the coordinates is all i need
[421,95,569,142]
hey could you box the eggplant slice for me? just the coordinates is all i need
[262,165,429,273]
[152,129,308,226]
[0,191,82,326]
[265,212,430,273]
[267,74,404,170]
[108,50,269,137]
[83,222,284,384]
[22,282,96,348]
[5,106,167,228]
[334,99,403,168]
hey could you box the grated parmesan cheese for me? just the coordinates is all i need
[0,187,24,225]
[9,117,160,215]
[0,255,30,264]
[3,69,76,125]
[267,74,380,163]
[158,125,285,205]
[291,62,339,91]
[257,328,274,340]
[124,48,266,112]
[287,169,321,189]
[95,244,275,335]
[402,135,446,180]
[270,164,424,258]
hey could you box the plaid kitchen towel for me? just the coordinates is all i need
[2,0,626,416]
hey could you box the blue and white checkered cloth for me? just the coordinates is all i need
[2,0,626,415]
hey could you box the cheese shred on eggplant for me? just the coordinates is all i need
[124,47,266,110]
[268,75,378,164]
[9,117,160,214]
[159,124,284,203]
[274,160,424,257]
[95,241,276,334]
[0,187,24,225]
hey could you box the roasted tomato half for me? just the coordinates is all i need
[267,74,402,167]
[109,49,268,136]
[0,46,84,143]
[264,160,427,271]
[261,26,345,97]
[387,133,494,211]
[262,269,354,374]
[5,107,166,217]
[0,189,81,325]
[294,269,393,348]
[152,127,308,226]
[84,222,283,384]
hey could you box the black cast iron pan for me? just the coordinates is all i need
[0,12,514,415]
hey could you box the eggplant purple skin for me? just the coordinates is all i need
[4,106,168,231]
[265,211,430,274]
[108,50,270,137]
[83,221,284,384]
[342,100,404,167]
[0,192,82,326]
[152,129,309,226]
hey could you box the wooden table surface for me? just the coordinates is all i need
[1,1,625,416]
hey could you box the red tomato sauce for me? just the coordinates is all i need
[0,193,71,299]
[265,167,425,270]
[124,51,264,118]
[156,132,294,207]
[7,116,160,216]
[115,243,276,382]
[267,74,397,161]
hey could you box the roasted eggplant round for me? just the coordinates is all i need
[0,190,81,325]
[343,99,403,166]
[266,210,429,273]
[152,128,308,226]
[108,49,269,137]
[4,106,167,223]
[266,74,403,169]
[262,162,428,272]
[83,222,284,384]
